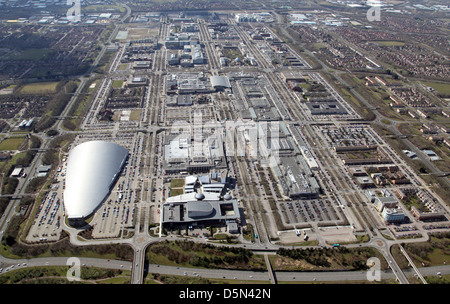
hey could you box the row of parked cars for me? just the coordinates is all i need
[0,263,27,273]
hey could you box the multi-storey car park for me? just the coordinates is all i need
[1,6,449,285]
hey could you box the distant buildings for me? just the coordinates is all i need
[407,190,447,222]
[0,153,10,161]
[356,176,375,189]
[165,31,200,50]
[168,44,207,67]
[366,190,406,223]
[37,165,51,177]
[10,167,24,177]
[422,149,440,161]
[127,76,148,87]
[163,128,227,174]
[132,61,151,70]
[235,14,257,23]
[367,185,448,225]
[235,12,273,23]
[166,73,214,95]
[411,207,446,222]
[210,76,231,91]
[251,123,321,199]
[374,196,398,212]
[18,119,34,129]
[382,207,406,223]
[165,95,194,107]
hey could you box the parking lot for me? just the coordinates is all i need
[279,199,342,225]
[26,155,69,243]
[89,132,145,238]
[27,189,64,243]
[91,198,136,238]
[24,129,148,241]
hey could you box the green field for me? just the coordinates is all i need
[170,178,185,188]
[84,4,126,13]
[0,266,130,284]
[117,63,128,70]
[422,81,450,95]
[112,80,124,88]
[129,110,142,121]
[169,178,185,197]
[0,137,25,151]
[146,240,267,270]
[18,82,59,94]
[169,188,184,197]
[371,40,406,47]
[6,48,52,61]
[393,233,450,269]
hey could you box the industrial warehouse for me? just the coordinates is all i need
[163,127,227,174]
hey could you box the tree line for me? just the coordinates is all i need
[34,81,78,132]
[276,246,380,270]
[148,240,262,270]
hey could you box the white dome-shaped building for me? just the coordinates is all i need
[63,141,128,226]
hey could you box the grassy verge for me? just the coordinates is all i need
[145,272,270,284]
[0,265,130,284]
[146,240,266,271]
[422,81,450,97]
[392,232,450,269]
[0,136,26,151]
[17,81,59,95]
[272,246,388,271]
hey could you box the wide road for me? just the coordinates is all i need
[2,254,449,283]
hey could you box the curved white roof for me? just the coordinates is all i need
[64,141,128,219]
[210,76,231,88]
[185,175,198,185]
